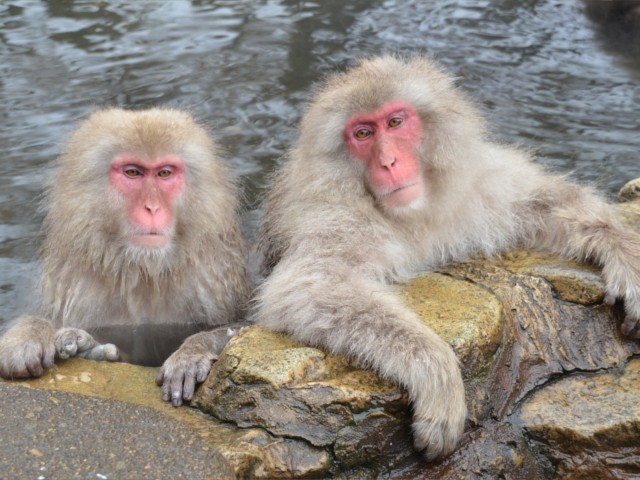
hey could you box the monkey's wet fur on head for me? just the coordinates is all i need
[0,108,251,408]
[253,55,640,460]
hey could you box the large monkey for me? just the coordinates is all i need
[0,108,251,407]
[253,56,640,460]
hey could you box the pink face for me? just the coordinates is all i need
[109,153,185,249]
[344,102,424,209]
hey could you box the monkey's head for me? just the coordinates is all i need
[44,108,236,266]
[299,55,484,215]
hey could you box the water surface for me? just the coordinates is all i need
[1,0,639,325]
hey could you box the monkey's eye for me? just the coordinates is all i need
[124,169,141,178]
[157,170,172,178]
[355,129,371,139]
[388,118,403,128]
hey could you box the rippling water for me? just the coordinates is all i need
[1,0,639,325]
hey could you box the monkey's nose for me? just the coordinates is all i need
[144,204,161,215]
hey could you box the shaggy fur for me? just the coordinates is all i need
[0,109,251,397]
[253,55,640,460]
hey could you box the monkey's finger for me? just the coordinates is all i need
[196,356,215,383]
[62,339,77,357]
[182,374,197,401]
[603,293,618,306]
[622,316,640,337]
[76,344,120,362]
[75,331,99,353]
[161,377,172,402]
[103,344,119,362]
[7,360,30,379]
[25,350,45,378]
[42,342,55,370]
[155,369,165,386]
[170,371,186,407]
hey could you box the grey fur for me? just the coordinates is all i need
[0,109,251,406]
[253,55,640,460]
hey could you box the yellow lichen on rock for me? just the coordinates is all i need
[399,273,504,374]
[519,358,640,449]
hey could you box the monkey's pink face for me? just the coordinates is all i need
[344,102,424,209]
[109,153,185,249]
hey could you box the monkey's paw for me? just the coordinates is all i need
[156,352,217,408]
[54,328,119,362]
[0,317,55,379]
[411,372,466,461]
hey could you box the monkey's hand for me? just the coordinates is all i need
[0,316,56,379]
[54,328,119,362]
[156,329,235,407]
[604,285,640,339]
[599,234,640,338]
[409,342,467,461]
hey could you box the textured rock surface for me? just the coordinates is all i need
[194,326,414,477]
[399,273,503,377]
[518,358,640,479]
[618,177,640,203]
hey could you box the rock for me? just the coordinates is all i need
[618,177,640,203]
[440,250,640,423]
[401,421,552,480]
[399,273,504,377]
[194,326,414,477]
[517,358,640,478]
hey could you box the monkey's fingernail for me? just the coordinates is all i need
[172,398,181,407]
[604,294,617,306]
[163,393,170,401]
[197,373,206,382]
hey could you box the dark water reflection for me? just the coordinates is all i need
[1,0,639,325]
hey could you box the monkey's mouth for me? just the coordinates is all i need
[130,232,169,249]
[389,183,418,194]
[383,182,423,208]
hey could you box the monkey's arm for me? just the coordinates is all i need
[156,322,249,407]
[255,242,466,460]
[528,178,640,334]
[0,316,55,378]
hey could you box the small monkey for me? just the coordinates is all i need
[253,55,640,460]
[0,108,251,407]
